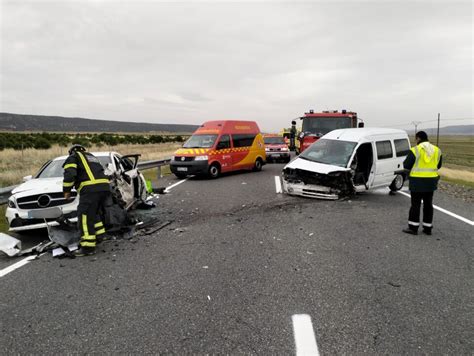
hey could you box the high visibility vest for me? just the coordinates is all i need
[409,143,441,178]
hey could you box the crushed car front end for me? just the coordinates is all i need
[282,167,355,200]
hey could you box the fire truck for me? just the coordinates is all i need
[297,109,364,153]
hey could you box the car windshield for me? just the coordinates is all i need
[299,139,356,167]
[264,137,286,144]
[36,156,111,178]
[302,117,352,136]
[183,134,218,148]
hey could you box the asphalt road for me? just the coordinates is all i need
[1,162,472,354]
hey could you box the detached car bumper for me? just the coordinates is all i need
[170,160,209,175]
[282,179,339,200]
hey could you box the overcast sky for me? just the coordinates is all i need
[1,0,472,132]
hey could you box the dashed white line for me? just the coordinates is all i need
[292,314,320,356]
[398,191,474,226]
[0,255,38,278]
[275,176,283,194]
[164,177,189,193]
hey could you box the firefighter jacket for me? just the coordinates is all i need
[403,142,442,192]
[63,151,110,194]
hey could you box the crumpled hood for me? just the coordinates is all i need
[419,142,436,163]
[284,157,350,175]
[12,177,64,196]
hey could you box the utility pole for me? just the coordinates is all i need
[411,121,422,134]
[436,113,440,146]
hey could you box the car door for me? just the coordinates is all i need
[372,140,397,187]
[215,134,232,172]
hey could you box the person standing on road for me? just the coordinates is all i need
[402,131,442,235]
[63,144,110,256]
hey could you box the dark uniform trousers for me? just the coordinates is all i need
[408,191,434,232]
[77,191,109,247]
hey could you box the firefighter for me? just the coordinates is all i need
[63,144,110,256]
[289,120,297,151]
[402,131,442,235]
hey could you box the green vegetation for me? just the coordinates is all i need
[0,205,7,233]
[0,132,187,151]
[437,136,474,170]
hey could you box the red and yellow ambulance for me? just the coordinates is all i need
[170,120,266,179]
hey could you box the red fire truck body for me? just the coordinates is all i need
[298,109,363,153]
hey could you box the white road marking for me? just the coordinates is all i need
[275,176,283,194]
[165,178,189,193]
[398,191,474,226]
[292,314,320,356]
[0,255,37,278]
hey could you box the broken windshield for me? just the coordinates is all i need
[299,139,356,167]
[183,134,218,148]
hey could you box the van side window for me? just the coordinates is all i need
[232,134,256,148]
[394,139,410,157]
[216,135,231,150]
[376,140,393,160]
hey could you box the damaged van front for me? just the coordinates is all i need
[282,138,357,200]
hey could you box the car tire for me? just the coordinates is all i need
[174,173,187,179]
[208,163,220,179]
[253,158,263,172]
[389,174,404,191]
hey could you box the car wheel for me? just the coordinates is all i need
[208,163,220,179]
[389,174,404,191]
[253,158,263,172]
[174,173,187,179]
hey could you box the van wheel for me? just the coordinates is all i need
[253,158,263,172]
[208,163,220,179]
[174,173,187,179]
[389,174,404,191]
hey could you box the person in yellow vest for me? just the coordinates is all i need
[402,131,442,235]
[63,145,111,256]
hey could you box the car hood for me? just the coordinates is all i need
[12,177,65,196]
[284,157,350,175]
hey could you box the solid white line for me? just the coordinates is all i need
[292,314,320,356]
[0,255,37,278]
[398,191,474,226]
[164,178,189,193]
[275,176,283,194]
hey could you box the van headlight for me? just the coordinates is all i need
[281,147,289,152]
[194,155,208,161]
[8,198,16,208]
[265,148,270,152]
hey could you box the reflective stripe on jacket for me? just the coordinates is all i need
[63,152,110,194]
[409,143,441,178]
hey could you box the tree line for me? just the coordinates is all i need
[0,132,187,151]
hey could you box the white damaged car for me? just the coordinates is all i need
[282,128,410,199]
[6,152,148,232]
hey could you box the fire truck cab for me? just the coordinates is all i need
[298,109,364,153]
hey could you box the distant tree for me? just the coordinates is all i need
[33,137,52,149]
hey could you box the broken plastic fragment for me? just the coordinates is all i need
[0,233,22,257]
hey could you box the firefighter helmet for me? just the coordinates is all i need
[68,144,86,156]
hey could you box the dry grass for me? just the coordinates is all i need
[0,143,181,187]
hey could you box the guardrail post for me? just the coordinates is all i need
[157,166,162,179]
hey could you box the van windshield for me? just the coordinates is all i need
[299,139,356,167]
[183,134,218,148]
[264,137,286,144]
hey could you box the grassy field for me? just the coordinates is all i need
[0,142,181,188]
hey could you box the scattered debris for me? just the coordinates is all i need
[388,281,401,288]
[309,233,314,236]
[202,266,209,269]
[0,233,22,257]
[207,295,211,301]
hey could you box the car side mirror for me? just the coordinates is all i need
[23,175,33,182]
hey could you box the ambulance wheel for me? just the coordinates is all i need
[174,173,187,179]
[389,174,404,191]
[208,163,220,179]
[253,158,263,172]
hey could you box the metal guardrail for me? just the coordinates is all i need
[0,158,173,205]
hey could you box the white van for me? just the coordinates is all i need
[281,128,411,199]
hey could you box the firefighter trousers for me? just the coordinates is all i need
[408,191,434,232]
[77,191,109,248]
